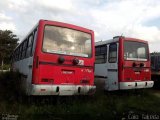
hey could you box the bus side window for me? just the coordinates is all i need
[19,44,23,60]
[108,43,117,63]
[31,29,37,55]
[16,48,19,61]
[95,45,107,64]
[22,40,27,59]
[26,34,34,57]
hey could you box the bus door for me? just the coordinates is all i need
[106,43,119,91]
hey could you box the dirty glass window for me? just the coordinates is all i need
[26,34,34,57]
[124,41,148,61]
[108,43,117,63]
[42,26,92,58]
[95,45,107,64]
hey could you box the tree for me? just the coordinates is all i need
[0,30,19,70]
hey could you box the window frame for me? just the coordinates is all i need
[42,25,93,58]
[26,34,34,58]
[95,44,107,64]
[108,43,117,63]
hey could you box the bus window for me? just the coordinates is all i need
[19,44,23,60]
[42,26,92,58]
[124,41,148,61]
[95,45,107,64]
[108,43,117,63]
[137,47,146,59]
[31,29,37,55]
[22,40,27,59]
[26,34,34,57]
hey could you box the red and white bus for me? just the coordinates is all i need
[11,19,96,96]
[95,36,154,91]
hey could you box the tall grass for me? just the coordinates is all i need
[0,72,160,120]
[0,71,21,101]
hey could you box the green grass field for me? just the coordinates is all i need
[0,72,160,120]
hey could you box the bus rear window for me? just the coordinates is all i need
[42,25,92,58]
[124,41,148,61]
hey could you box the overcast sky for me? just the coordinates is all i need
[0,0,160,52]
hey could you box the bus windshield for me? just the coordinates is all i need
[42,25,92,58]
[124,41,148,61]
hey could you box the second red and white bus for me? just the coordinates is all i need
[11,19,96,96]
[95,36,154,91]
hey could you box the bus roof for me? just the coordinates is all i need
[95,37,119,46]
[40,19,93,33]
[95,36,148,46]
[150,52,160,56]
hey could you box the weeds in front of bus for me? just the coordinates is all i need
[0,71,21,102]
[0,72,160,120]
[0,71,94,104]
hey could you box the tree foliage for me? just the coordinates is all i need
[0,30,19,64]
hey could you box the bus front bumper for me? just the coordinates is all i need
[119,81,154,90]
[30,84,96,96]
